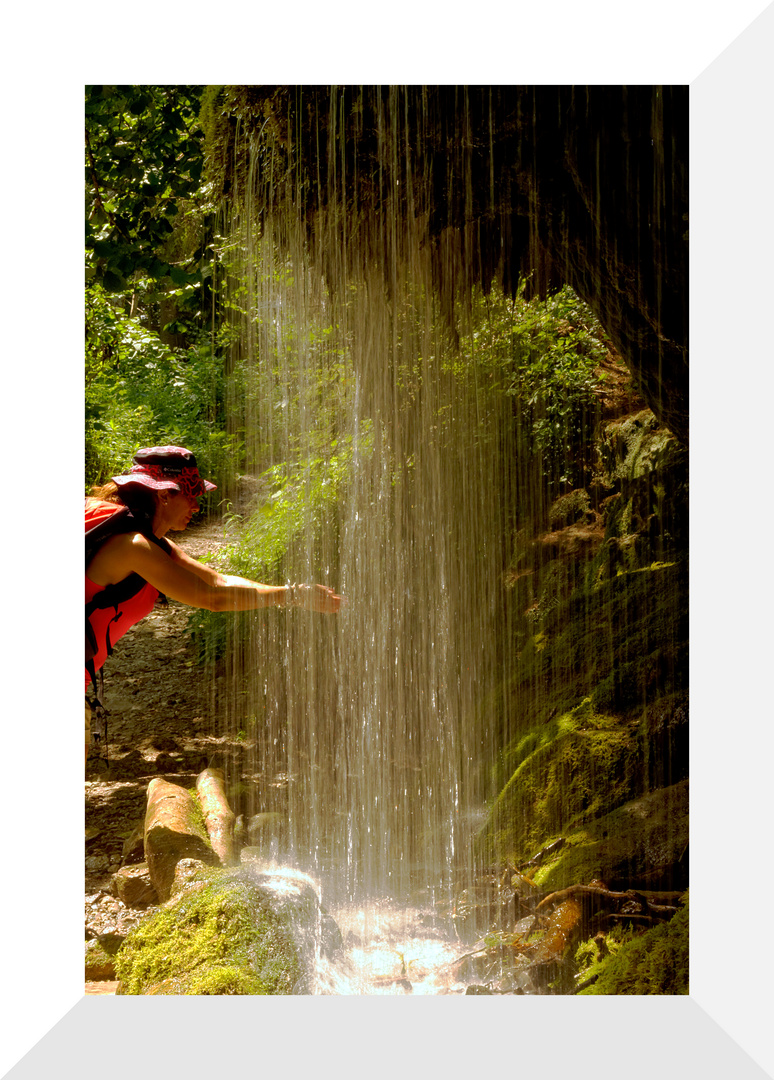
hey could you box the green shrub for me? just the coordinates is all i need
[85,283,240,492]
[577,898,688,995]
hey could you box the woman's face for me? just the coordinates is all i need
[164,490,200,531]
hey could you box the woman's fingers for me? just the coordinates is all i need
[312,584,343,613]
[297,583,344,613]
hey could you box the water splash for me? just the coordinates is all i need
[314,901,468,996]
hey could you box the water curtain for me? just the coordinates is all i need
[218,87,517,908]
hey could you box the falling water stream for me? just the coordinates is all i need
[208,89,526,994]
[201,87,684,994]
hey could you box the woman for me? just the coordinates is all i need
[85,445,342,762]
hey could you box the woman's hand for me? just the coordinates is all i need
[88,531,344,615]
[287,583,344,614]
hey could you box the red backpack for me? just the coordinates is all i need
[85,498,170,694]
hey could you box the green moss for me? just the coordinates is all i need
[185,786,208,836]
[549,489,592,529]
[482,543,688,879]
[485,702,644,866]
[144,965,270,995]
[114,867,301,995]
[577,898,688,995]
[573,923,632,983]
[530,780,688,891]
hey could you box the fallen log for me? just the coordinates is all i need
[144,778,219,902]
[195,768,237,865]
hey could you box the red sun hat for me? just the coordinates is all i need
[112,446,217,499]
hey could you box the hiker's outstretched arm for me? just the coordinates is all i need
[163,539,342,613]
[91,532,341,613]
[165,539,222,586]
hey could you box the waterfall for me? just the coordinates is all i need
[216,88,514,915]
[198,87,688,994]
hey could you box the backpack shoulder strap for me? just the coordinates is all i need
[86,500,172,615]
[86,501,134,566]
[86,500,172,567]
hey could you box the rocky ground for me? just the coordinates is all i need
[84,519,236,993]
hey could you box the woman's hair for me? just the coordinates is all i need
[89,480,158,520]
[89,480,121,503]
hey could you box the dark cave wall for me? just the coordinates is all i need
[204,85,687,443]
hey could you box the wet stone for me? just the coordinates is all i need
[86,855,110,874]
[170,857,212,898]
[85,938,116,980]
[121,820,146,865]
[112,863,158,907]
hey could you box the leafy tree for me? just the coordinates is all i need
[85,85,240,492]
[85,84,213,334]
[85,282,239,491]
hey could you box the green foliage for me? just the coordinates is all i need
[214,281,605,585]
[184,421,370,669]
[577,898,689,995]
[85,85,208,296]
[85,282,240,490]
[464,284,607,490]
[84,86,239,493]
[223,427,371,581]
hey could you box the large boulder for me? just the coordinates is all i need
[111,863,158,907]
[114,866,318,995]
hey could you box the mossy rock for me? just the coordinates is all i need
[485,704,644,862]
[598,410,673,482]
[483,549,688,879]
[593,418,687,570]
[482,696,688,871]
[497,560,688,745]
[576,896,689,994]
[532,780,688,891]
[114,866,303,995]
[548,489,593,529]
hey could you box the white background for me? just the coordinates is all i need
[3,4,773,1077]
